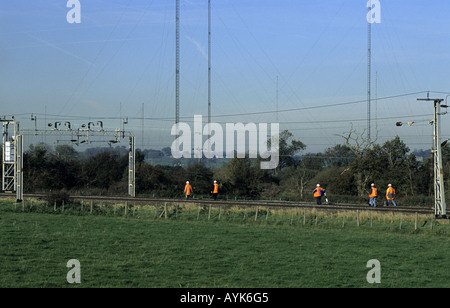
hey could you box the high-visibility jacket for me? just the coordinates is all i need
[212,183,219,194]
[313,187,324,197]
[369,187,377,198]
[184,184,193,196]
[386,187,395,200]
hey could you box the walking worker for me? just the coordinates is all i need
[184,181,193,200]
[386,184,397,207]
[313,184,325,205]
[369,183,377,207]
[211,180,219,201]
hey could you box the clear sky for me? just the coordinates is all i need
[1,0,450,153]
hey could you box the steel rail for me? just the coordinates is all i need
[0,193,434,216]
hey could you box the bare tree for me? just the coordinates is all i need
[336,125,379,197]
[336,124,378,158]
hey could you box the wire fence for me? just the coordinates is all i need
[5,198,449,235]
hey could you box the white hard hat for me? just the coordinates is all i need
[316,184,320,187]
[371,183,375,186]
[388,184,392,186]
[186,181,189,184]
[214,180,217,183]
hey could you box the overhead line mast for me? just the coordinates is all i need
[417,96,447,219]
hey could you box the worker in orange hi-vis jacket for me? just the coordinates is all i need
[211,180,219,201]
[184,181,193,200]
[386,184,397,207]
[369,183,377,207]
[313,184,325,205]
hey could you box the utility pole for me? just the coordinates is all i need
[417,97,447,218]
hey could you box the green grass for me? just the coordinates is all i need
[1,201,449,288]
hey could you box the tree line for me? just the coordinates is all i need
[3,130,447,206]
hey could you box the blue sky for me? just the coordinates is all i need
[1,0,450,153]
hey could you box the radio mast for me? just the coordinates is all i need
[208,0,211,128]
[175,0,180,126]
[367,4,372,142]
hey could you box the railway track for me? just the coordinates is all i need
[0,193,435,215]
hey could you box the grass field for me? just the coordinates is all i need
[1,200,449,288]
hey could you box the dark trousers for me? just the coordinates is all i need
[315,197,322,205]
[212,193,218,201]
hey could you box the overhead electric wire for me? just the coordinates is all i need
[207,91,431,118]
[20,90,440,124]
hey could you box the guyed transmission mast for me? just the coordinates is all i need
[175,0,180,126]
